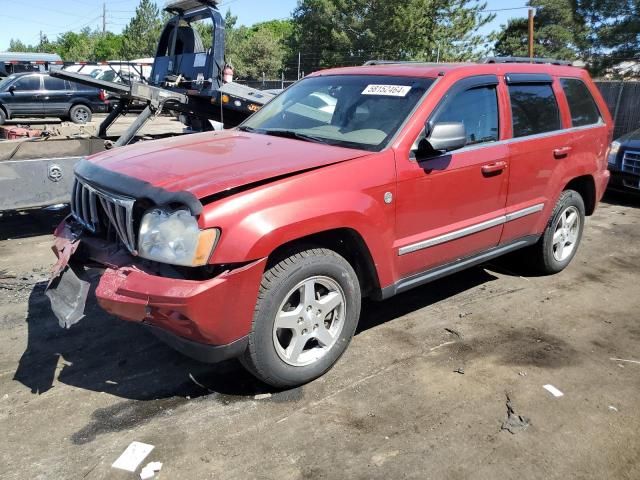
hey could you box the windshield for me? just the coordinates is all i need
[0,74,18,91]
[241,75,434,152]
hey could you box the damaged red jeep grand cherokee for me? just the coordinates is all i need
[47,61,612,388]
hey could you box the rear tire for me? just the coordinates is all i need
[69,104,92,124]
[530,189,585,274]
[241,248,361,388]
[0,108,6,125]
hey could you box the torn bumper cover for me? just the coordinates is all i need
[46,219,266,363]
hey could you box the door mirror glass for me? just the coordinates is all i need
[428,122,467,152]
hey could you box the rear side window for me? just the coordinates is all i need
[509,84,561,138]
[44,76,66,90]
[434,86,499,146]
[560,78,601,127]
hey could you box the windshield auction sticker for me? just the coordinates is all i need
[362,85,412,97]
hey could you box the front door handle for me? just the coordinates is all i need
[481,161,507,175]
[553,146,572,159]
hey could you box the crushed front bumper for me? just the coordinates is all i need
[47,218,266,363]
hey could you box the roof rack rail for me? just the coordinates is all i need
[364,60,429,66]
[482,56,573,66]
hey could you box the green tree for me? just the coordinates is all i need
[8,39,33,52]
[122,0,162,58]
[574,0,640,72]
[493,0,588,60]
[223,11,290,79]
[291,0,494,73]
[94,32,125,61]
[55,29,95,61]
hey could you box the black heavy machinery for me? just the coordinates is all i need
[51,0,273,146]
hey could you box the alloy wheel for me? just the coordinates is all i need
[272,276,346,367]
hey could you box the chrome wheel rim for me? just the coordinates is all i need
[74,108,89,123]
[273,276,346,367]
[552,206,580,262]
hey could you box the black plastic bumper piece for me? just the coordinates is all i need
[609,170,640,193]
[146,325,249,364]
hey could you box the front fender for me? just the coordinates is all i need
[202,153,397,287]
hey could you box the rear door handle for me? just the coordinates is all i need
[481,161,507,175]
[553,147,572,159]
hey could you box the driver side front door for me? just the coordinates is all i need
[7,74,44,117]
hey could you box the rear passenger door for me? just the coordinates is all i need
[43,76,72,116]
[501,74,573,244]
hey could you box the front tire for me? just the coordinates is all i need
[69,104,92,124]
[0,108,6,125]
[531,189,585,274]
[241,248,361,388]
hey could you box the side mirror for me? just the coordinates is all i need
[428,122,467,152]
[8,85,16,93]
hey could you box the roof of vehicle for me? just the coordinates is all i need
[312,61,589,80]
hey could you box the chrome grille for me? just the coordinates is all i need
[622,150,640,175]
[71,178,138,255]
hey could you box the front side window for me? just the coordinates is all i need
[509,83,561,138]
[432,85,499,146]
[241,75,434,152]
[13,75,41,91]
[560,78,601,127]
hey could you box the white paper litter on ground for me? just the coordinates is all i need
[112,442,155,472]
[543,384,564,397]
[140,461,163,480]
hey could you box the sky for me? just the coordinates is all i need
[0,0,531,52]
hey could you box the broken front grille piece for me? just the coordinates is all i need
[71,178,138,255]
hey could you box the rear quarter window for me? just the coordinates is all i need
[509,83,561,138]
[560,78,601,127]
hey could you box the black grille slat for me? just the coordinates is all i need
[71,178,138,254]
[622,150,640,175]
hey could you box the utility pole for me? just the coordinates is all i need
[39,30,43,45]
[528,7,535,61]
[102,2,106,35]
[297,52,301,80]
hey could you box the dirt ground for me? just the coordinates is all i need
[0,192,639,480]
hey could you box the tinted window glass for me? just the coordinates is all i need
[13,76,41,91]
[44,76,67,90]
[560,78,601,127]
[434,85,499,145]
[509,84,561,137]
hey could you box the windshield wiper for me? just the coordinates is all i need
[260,129,330,144]
[237,125,258,133]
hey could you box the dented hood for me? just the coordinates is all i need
[88,130,369,200]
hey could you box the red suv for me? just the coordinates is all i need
[47,60,612,387]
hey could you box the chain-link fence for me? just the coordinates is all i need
[595,81,640,139]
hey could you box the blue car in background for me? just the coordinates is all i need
[0,72,109,125]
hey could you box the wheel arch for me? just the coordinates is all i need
[564,175,596,216]
[69,99,93,112]
[266,228,382,300]
[0,102,10,118]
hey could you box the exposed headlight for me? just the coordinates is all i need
[608,141,621,165]
[138,208,219,267]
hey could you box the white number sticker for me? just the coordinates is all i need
[362,85,412,97]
